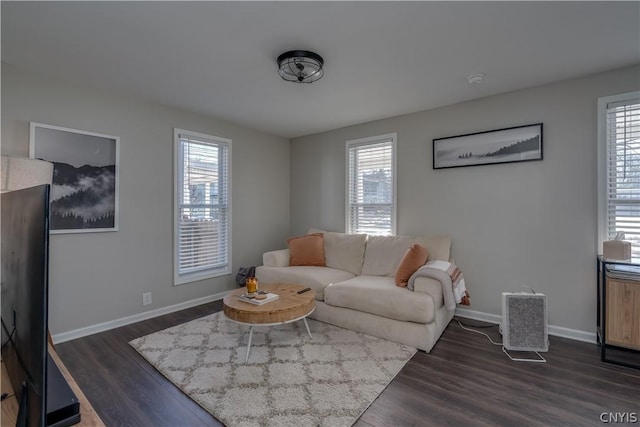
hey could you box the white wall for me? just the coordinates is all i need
[290,65,640,335]
[1,64,290,336]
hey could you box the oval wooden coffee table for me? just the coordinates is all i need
[223,283,316,362]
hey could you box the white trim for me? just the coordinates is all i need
[454,307,597,344]
[596,91,640,251]
[391,134,397,236]
[454,307,501,325]
[173,128,232,286]
[29,121,120,234]
[174,268,232,286]
[345,132,397,235]
[174,128,180,284]
[51,291,228,344]
[52,298,597,346]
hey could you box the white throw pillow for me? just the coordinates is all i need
[308,228,367,275]
[413,235,452,261]
[361,235,413,276]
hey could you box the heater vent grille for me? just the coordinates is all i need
[502,292,548,352]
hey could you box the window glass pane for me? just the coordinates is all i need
[347,136,395,235]
[606,100,640,258]
[175,130,230,283]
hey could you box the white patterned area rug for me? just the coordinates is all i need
[129,311,416,427]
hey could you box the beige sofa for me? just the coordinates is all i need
[256,229,455,352]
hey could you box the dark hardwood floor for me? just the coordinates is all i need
[56,303,640,427]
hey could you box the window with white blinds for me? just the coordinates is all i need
[346,134,396,235]
[598,92,640,258]
[174,129,231,285]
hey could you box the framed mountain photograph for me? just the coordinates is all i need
[30,122,119,233]
[433,123,543,169]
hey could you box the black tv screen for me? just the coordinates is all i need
[1,184,50,427]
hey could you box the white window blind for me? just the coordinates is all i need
[174,129,231,284]
[347,134,396,235]
[604,97,640,258]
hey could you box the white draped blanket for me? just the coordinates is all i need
[407,260,468,310]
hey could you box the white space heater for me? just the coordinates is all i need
[502,292,549,355]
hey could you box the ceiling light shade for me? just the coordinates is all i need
[467,73,485,84]
[277,50,324,83]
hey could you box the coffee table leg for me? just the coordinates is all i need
[303,318,312,338]
[245,326,254,363]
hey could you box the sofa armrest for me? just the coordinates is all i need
[412,276,444,308]
[263,249,290,267]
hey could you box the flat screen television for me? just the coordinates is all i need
[1,184,50,427]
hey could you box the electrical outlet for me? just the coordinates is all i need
[142,292,152,306]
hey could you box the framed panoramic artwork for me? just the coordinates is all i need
[30,122,119,233]
[433,123,543,169]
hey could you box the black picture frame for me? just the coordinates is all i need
[433,123,543,169]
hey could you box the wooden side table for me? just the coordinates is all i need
[597,256,640,369]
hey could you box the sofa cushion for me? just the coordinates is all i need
[255,266,354,301]
[361,235,413,276]
[413,235,451,262]
[288,233,325,266]
[324,275,435,323]
[395,244,428,287]
[308,228,367,275]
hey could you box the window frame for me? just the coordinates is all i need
[597,91,640,254]
[174,128,232,285]
[345,133,397,236]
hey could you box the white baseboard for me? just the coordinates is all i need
[52,291,227,344]
[454,307,597,344]
[52,296,597,345]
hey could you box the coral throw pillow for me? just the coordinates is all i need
[395,244,428,287]
[288,233,326,266]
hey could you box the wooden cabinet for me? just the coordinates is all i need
[606,278,640,350]
[597,256,640,369]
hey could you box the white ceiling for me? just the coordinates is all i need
[2,2,639,139]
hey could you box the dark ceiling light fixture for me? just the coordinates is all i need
[277,50,324,83]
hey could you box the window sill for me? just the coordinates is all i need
[174,268,231,286]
